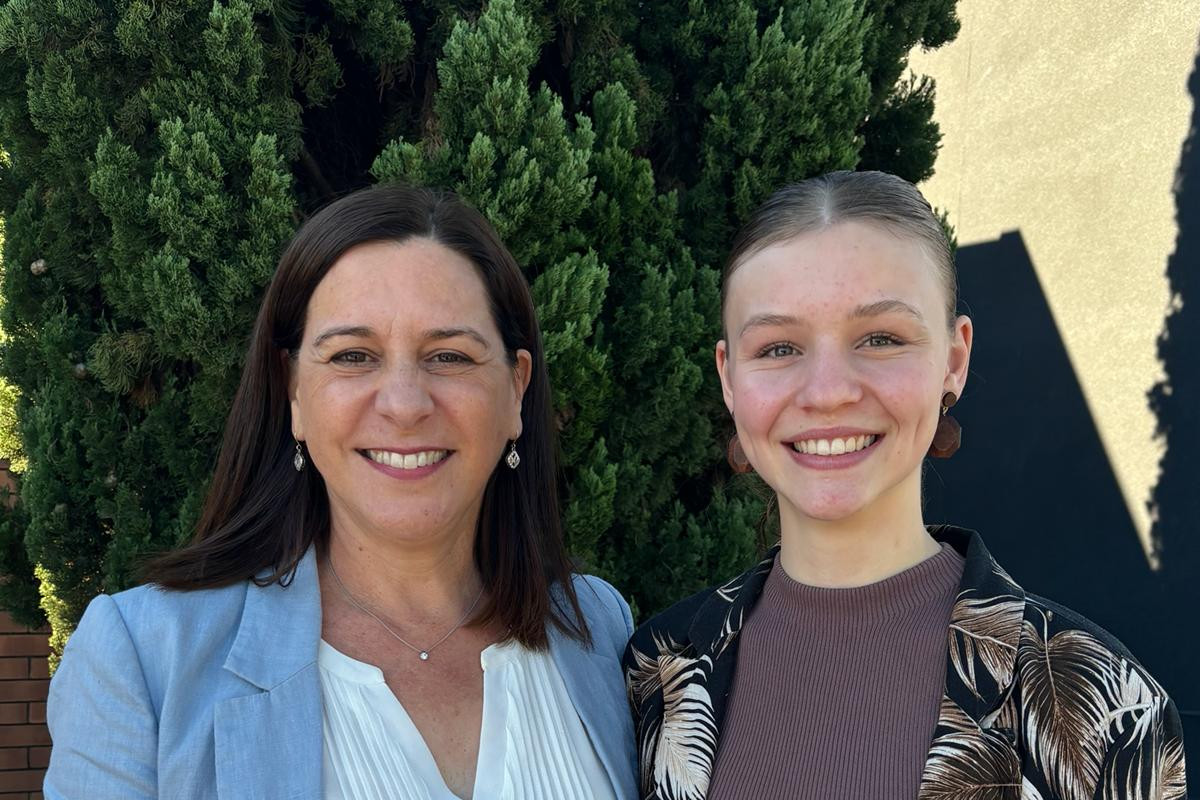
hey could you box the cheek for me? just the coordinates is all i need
[730,369,795,432]
[436,378,514,438]
[862,361,941,432]
[297,375,370,434]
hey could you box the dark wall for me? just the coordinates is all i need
[923,227,1198,792]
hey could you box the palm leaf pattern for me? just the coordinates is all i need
[1018,611,1114,800]
[920,729,1024,799]
[947,594,1023,699]
[626,632,719,800]
[625,529,1187,800]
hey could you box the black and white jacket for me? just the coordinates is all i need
[624,526,1187,800]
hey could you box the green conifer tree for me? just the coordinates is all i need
[0,0,957,651]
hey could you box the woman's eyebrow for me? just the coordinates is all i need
[311,325,491,349]
[739,313,801,337]
[851,299,924,320]
[312,325,373,347]
[425,327,491,349]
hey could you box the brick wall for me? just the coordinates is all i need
[0,460,47,799]
[0,611,48,799]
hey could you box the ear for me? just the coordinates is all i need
[511,349,534,439]
[285,350,305,441]
[944,315,973,397]
[715,340,735,416]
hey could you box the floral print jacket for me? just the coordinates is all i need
[623,526,1187,800]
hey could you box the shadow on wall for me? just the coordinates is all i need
[1149,31,1200,788]
[921,229,1198,791]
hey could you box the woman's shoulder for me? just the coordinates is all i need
[627,584,719,656]
[564,573,634,656]
[1021,591,1130,647]
[1015,589,1165,688]
[65,581,251,677]
[93,580,248,643]
[626,550,776,662]
[975,591,1186,797]
[951,526,1166,682]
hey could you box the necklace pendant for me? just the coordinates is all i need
[419,651,430,661]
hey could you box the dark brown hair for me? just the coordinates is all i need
[146,184,588,649]
[723,170,958,327]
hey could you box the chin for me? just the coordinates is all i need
[801,506,863,523]
[781,487,871,523]
[355,505,459,538]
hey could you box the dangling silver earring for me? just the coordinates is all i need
[505,440,520,470]
[294,441,305,472]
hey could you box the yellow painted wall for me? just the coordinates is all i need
[909,2,1196,567]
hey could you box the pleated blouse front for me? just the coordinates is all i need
[318,638,617,800]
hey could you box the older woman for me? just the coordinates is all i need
[45,184,636,799]
[625,171,1186,800]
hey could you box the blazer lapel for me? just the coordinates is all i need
[918,527,1026,800]
[215,549,324,800]
[686,549,776,735]
[549,625,638,799]
[623,548,774,799]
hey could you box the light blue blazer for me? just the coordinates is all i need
[44,549,637,799]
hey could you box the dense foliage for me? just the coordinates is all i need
[0,0,957,652]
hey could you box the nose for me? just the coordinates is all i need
[797,342,862,412]
[374,363,435,425]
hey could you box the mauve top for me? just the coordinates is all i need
[707,543,965,800]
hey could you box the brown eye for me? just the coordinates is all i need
[430,351,472,365]
[331,350,370,364]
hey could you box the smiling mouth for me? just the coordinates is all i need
[790,434,880,456]
[361,449,450,470]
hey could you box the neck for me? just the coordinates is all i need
[320,514,483,626]
[776,470,939,588]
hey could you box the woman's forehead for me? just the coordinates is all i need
[304,239,500,337]
[725,224,942,320]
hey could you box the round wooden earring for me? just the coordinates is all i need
[928,391,961,458]
[727,434,753,474]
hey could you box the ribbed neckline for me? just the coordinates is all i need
[761,543,965,621]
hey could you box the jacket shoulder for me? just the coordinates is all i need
[1021,591,1154,672]
[74,581,249,696]
[106,581,248,649]
[626,583,720,662]
[1012,593,1186,797]
[563,573,634,660]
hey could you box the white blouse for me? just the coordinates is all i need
[318,638,618,800]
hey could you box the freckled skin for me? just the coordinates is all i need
[716,221,972,533]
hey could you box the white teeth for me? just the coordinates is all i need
[366,449,448,470]
[791,435,878,456]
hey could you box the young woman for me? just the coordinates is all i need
[624,171,1186,800]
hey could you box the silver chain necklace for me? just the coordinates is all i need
[327,558,485,663]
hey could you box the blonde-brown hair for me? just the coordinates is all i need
[723,170,957,328]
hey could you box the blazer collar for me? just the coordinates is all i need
[930,525,1027,726]
[223,547,323,690]
[217,549,324,799]
[687,548,776,662]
